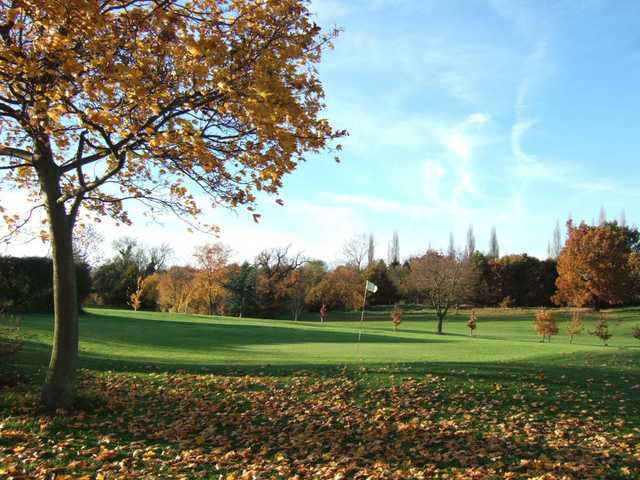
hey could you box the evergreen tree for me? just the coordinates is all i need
[367,234,375,267]
[465,225,476,258]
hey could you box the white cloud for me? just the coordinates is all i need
[445,132,471,160]
[466,113,490,125]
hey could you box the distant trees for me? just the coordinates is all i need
[391,305,402,331]
[408,250,467,334]
[364,260,399,306]
[554,222,640,308]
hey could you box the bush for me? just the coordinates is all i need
[590,312,612,346]
[632,325,640,341]
[0,256,90,313]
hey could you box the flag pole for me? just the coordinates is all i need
[358,282,368,343]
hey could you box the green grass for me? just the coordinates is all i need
[2,307,640,478]
[13,306,640,372]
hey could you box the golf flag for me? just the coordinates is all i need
[365,280,378,293]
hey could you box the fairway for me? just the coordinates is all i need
[15,306,640,371]
[3,307,640,479]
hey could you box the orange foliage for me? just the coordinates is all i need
[391,304,403,331]
[467,310,477,336]
[534,309,559,343]
[554,222,640,308]
[566,310,584,344]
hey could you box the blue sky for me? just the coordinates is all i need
[3,0,640,264]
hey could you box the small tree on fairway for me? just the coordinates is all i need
[319,303,328,324]
[534,309,558,343]
[567,310,584,344]
[632,325,640,342]
[467,310,477,336]
[391,304,402,331]
[591,312,612,346]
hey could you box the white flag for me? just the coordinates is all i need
[365,280,378,293]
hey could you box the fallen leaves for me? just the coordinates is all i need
[0,370,639,479]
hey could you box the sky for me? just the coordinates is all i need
[3,0,640,265]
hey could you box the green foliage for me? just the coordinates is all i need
[0,257,90,313]
[224,262,258,317]
[364,260,399,306]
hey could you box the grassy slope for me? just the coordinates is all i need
[2,307,640,478]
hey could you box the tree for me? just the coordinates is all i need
[632,325,640,342]
[548,219,562,260]
[364,260,399,306]
[342,234,368,271]
[255,245,305,315]
[534,309,558,343]
[224,262,257,318]
[467,310,477,336]
[447,232,456,259]
[391,304,402,331]
[407,250,466,334]
[465,225,476,258]
[193,243,232,316]
[599,206,607,226]
[388,231,400,266]
[72,223,104,267]
[367,234,375,267]
[285,260,326,321]
[0,0,344,408]
[553,222,640,308]
[489,226,499,259]
[590,312,612,346]
[567,310,583,344]
[155,266,197,313]
[306,266,361,311]
[620,209,627,228]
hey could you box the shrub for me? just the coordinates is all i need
[467,310,477,336]
[590,312,612,346]
[499,296,514,309]
[567,310,584,344]
[391,304,403,331]
[534,309,559,343]
[632,325,640,341]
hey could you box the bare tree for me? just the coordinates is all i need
[465,224,476,258]
[255,245,306,313]
[342,234,368,270]
[408,250,466,334]
[388,231,400,265]
[367,234,375,267]
[72,223,104,266]
[489,226,499,259]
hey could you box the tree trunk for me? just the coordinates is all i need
[35,141,80,410]
[436,313,444,334]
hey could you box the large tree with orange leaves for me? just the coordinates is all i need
[553,221,640,308]
[0,0,344,408]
